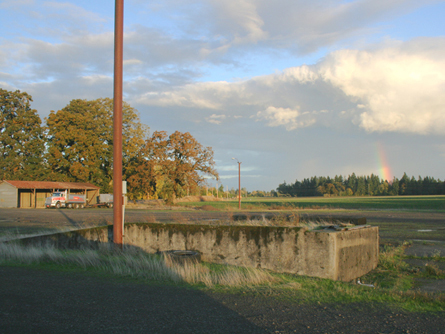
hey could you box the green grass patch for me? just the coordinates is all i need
[370,221,445,243]
[178,195,445,211]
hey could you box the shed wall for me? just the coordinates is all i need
[0,183,18,208]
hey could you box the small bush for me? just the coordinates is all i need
[425,263,444,277]
[378,244,410,272]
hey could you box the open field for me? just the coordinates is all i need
[179,195,445,211]
[1,195,445,245]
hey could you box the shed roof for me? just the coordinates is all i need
[2,180,100,190]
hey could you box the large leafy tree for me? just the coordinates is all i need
[166,131,219,201]
[0,89,46,180]
[127,131,219,203]
[45,98,147,192]
[125,131,169,200]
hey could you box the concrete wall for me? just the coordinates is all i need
[123,223,379,282]
[16,223,379,282]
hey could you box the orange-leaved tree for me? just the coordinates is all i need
[126,131,218,203]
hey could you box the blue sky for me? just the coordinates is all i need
[1,0,444,191]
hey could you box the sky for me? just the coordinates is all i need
[1,0,444,191]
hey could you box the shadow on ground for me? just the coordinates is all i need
[0,266,265,334]
[1,266,445,334]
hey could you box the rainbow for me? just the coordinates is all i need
[376,142,392,182]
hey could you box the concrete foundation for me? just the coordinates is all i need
[16,223,379,282]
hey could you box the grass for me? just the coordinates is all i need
[0,242,278,287]
[178,195,445,211]
[1,241,444,313]
[368,220,445,244]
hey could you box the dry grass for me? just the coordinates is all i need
[0,242,280,287]
[230,216,332,230]
[425,262,444,277]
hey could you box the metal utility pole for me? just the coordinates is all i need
[113,0,124,246]
[232,158,241,210]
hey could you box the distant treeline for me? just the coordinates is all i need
[276,173,445,197]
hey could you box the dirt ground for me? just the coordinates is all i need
[1,266,444,334]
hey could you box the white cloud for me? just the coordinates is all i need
[1,1,444,139]
[206,114,227,124]
[256,106,316,130]
[318,38,445,134]
[209,0,267,45]
[136,38,445,135]
[81,74,112,85]
[129,0,435,62]
[123,59,143,66]
[136,81,252,109]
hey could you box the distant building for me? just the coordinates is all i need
[0,180,100,208]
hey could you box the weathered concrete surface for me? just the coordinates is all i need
[16,226,112,249]
[125,224,378,281]
[14,223,379,282]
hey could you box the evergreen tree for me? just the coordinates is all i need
[356,177,366,196]
[389,177,399,195]
[347,173,357,194]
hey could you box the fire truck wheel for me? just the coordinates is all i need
[80,204,84,209]
[67,203,73,209]
[74,204,80,209]
[108,203,113,208]
[55,202,61,209]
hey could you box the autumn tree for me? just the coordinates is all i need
[45,98,147,192]
[0,89,46,180]
[126,131,219,203]
[125,131,168,200]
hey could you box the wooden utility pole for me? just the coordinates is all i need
[113,0,124,245]
[232,158,241,209]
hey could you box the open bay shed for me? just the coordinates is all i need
[0,181,100,208]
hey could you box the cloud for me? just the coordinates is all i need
[123,59,143,66]
[206,114,227,124]
[1,2,443,137]
[159,0,437,55]
[208,0,267,45]
[41,1,107,24]
[0,0,35,9]
[137,37,445,135]
[135,81,251,109]
[318,38,445,134]
[128,0,435,63]
[256,106,316,130]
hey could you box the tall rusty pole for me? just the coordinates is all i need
[232,158,241,210]
[113,0,124,245]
